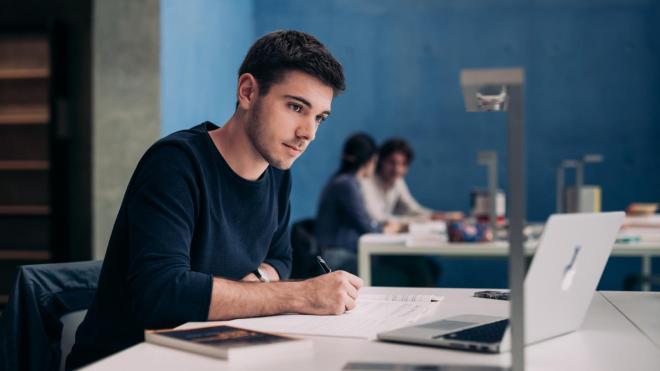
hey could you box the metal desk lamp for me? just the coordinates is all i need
[461,68,526,371]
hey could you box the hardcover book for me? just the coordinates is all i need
[145,325,313,362]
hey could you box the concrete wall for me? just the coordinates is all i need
[92,0,160,259]
[160,0,255,136]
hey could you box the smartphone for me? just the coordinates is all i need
[473,290,510,301]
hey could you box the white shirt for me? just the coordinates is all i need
[359,175,432,223]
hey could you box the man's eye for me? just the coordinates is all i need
[288,103,303,113]
[316,115,327,124]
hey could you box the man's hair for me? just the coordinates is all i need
[238,30,345,96]
[337,133,378,176]
[377,138,414,171]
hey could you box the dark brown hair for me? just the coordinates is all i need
[377,138,414,172]
[238,30,345,96]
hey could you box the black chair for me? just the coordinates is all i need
[290,218,324,279]
[0,260,102,371]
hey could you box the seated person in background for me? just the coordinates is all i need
[361,138,457,287]
[316,133,401,273]
[361,138,463,224]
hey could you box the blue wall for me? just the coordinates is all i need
[161,0,660,289]
[161,0,255,135]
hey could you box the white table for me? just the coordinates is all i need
[358,234,660,289]
[601,291,660,350]
[81,287,660,371]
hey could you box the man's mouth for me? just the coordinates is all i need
[283,143,303,155]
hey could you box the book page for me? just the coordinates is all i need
[227,297,442,339]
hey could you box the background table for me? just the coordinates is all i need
[358,234,660,289]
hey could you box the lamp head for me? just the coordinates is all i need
[460,68,524,112]
[477,151,497,165]
[583,154,603,163]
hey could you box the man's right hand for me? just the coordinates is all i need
[294,271,363,315]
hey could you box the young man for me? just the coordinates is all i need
[359,139,458,287]
[360,138,463,224]
[67,30,362,369]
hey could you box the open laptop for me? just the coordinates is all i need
[378,212,625,353]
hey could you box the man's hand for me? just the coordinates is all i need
[294,271,363,315]
[383,220,406,234]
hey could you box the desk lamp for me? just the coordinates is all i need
[461,68,526,371]
[575,154,603,212]
[556,159,578,213]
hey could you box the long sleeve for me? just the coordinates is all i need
[335,178,382,235]
[393,178,433,219]
[264,176,293,279]
[360,177,390,222]
[125,146,212,329]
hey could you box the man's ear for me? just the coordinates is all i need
[237,73,259,110]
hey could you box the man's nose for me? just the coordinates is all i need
[295,118,317,142]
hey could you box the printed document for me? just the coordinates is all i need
[224,294,444,339]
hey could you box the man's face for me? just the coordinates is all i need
[379,151,409,183]
[246,70,334,170]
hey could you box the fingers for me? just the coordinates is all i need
[345,280,359,301]
[301,271,363,315]
[342,271,364,290]
[344,292,357,312]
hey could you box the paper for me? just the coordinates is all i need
[227,294,443,339]
[359,294,443,302]
[360,233,409,245]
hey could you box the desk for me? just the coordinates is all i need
[81,287,660,371]
[358,235,660,289]
[601,291,660,350]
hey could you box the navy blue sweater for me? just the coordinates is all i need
[68,122,292,368]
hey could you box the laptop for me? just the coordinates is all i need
[378,212,625,353]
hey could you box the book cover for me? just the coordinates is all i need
[145,325,313,362]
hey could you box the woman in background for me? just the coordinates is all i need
[315,133,400,273]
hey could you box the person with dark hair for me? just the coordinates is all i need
[361,138,463,223]
[359,138,461,287]
[315,133,401,273]
[67,30,361,369]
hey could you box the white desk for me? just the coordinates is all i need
[358,235,660,289]
[601,291,660,350]
[81,287,660,371]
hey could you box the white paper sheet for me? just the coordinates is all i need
[359,294,443,302]
[226,294,443,339]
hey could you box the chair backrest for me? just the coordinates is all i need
[290,218,324,279]
[0,260,102,371]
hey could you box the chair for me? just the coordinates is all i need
[0,261,102,371]
[290,218,324,279]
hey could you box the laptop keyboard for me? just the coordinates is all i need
[437,319,509,343]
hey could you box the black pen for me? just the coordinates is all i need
[316,255,332,273]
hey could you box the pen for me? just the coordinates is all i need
[316,255,332,273]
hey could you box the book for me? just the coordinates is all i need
[145,325,313,362]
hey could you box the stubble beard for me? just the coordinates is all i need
[246,98,293,170]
